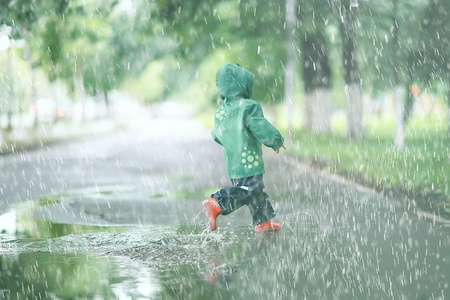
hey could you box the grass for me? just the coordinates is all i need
[287,112,449,215]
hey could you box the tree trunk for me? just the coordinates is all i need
[284,58,294,134]
[403,83,416,124]
[21,27,38,128]
[104,90,112,118]
[394,85,405,148]
[6,48,13,130]
[104,90,109,107]
[284,0,296,140]
[447,89,450,136]
[392,0,405,149]
[75,74,85,120]
[304,88,333,133]
[338,0,364,140]
[31,68,38,128]
[302,32,332,133]
[345,83,363,138]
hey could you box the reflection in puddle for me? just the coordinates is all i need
[0,252,160,299]
[0,211,16,236]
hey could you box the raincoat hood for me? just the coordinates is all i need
[215,64,253,101]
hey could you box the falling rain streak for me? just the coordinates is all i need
[0,0,449,299]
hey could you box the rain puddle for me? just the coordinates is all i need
[1,185,449,299]
[0,185,245,299]
[0,252,161,299]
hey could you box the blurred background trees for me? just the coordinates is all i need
[0,0,448,143]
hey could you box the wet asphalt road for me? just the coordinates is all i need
[1,103,449,299]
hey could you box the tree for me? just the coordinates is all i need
[356,0,428,147]
[223,0,287,105]
[391,0,405,148]
[33,1,161,108]
[417,0,450,134]
[302,31,333,133]
[333,0,363,139]
[0,0,41,128]
[297,0,334,133]
[134,0,293,112]
[284,0,297,139]
[389,0,429,148]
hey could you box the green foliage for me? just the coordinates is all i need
[0,0,38,34]
[233,0,287,103]
[1,0,449,116]
[356,0,429,93]
[122,59,171,104]
[146,0,290,104]
[414,0,450,92]
[172,48,241,108]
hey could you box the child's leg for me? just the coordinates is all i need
[211,175,276,224]
[247,189,276,225]
[211,175,265,215]
[211,182,251,215]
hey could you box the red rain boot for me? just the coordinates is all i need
[202,198,222,231]
[255,220,282,233]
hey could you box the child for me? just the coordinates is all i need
[203,63,286,233]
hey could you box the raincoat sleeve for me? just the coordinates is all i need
[211,129,223,146]
[246,103,284,151]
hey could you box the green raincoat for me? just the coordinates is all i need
[212,64,284,179]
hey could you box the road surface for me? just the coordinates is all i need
[1,102,449,299]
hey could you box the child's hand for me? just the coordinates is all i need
[275,145,286,155]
